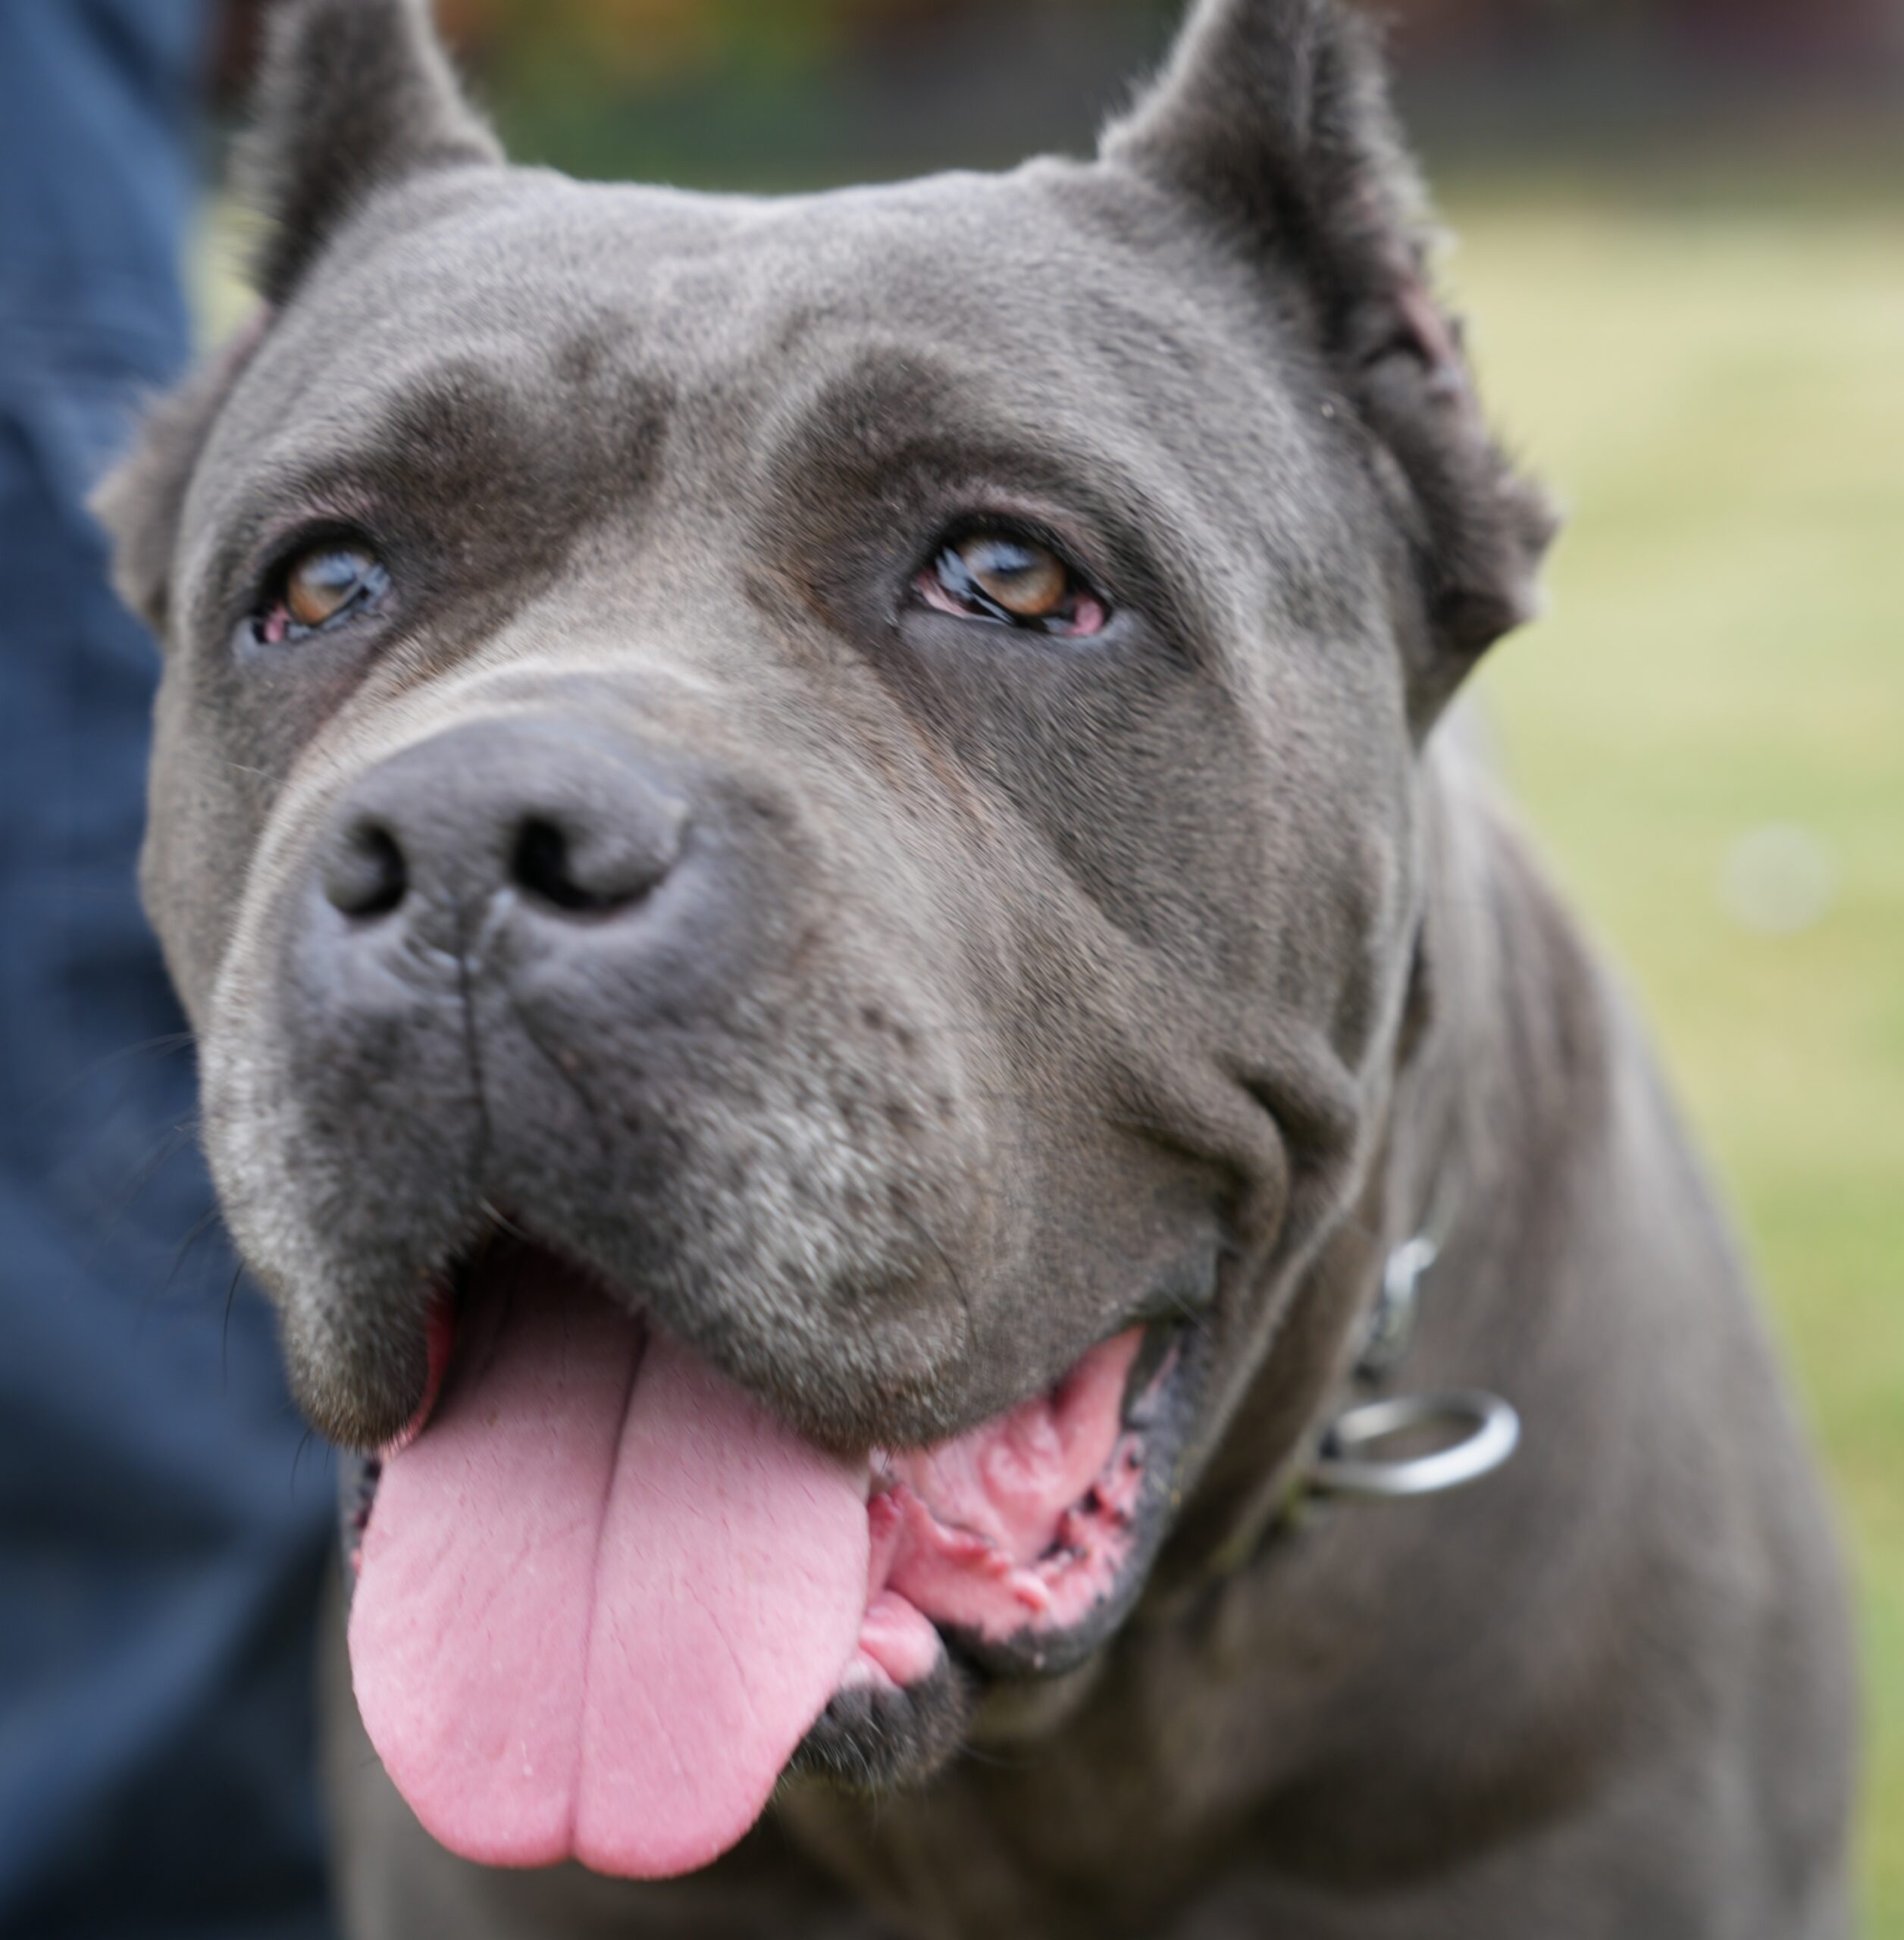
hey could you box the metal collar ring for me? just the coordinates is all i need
[1311,1388,1522,1500]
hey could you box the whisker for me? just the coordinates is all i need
[221,1259,246,1392]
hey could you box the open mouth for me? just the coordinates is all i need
[343,1234,1205,1881]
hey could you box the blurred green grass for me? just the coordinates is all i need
[193,178,1902,1926]
[1451,192,1904,1932]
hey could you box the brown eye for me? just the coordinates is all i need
[919,530,1108,638]
[255,540,389,646]
[285,543,378,626]
[956,534,1066,617]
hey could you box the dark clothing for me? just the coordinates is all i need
[0,5,336,1935]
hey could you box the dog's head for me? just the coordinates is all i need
[97,0,1550,1882]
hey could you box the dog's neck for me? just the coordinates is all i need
[1120,737,1507,1608]
[779,743,1596,1924]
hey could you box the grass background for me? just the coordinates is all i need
[1449,189,1904,1930]
[195,171,1902,1926]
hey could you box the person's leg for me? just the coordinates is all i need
[0,5,336,1934]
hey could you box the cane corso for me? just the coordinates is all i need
[96,0,1857,1931]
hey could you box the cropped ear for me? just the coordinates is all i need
[241,0,503,305]
[95,3,499,642]
[1103,0,1556,717]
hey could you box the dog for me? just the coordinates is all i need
[96,0,1858,1932]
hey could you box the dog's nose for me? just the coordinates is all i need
[317,718,687,937]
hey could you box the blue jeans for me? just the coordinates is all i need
[0,5,335,1935]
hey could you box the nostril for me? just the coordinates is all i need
[324,822,408,919]
[510,816,647,915]
[514,820,590,912]
[512,815,609,912]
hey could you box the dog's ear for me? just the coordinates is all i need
[95,3,498,640]
[91,311,273,637]
[1104,0,1556,716]
[241,0,502,305]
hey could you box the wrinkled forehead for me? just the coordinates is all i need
[265,162,1235,405]
[189,161,1331,569]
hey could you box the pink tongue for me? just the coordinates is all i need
[347,1259,869,1879]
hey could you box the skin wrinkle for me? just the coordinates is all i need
[455,887,498,1206]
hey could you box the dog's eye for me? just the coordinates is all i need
[253,540,390,646]
[918,530,1108,638]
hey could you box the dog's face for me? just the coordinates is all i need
[99,0,1549,1885]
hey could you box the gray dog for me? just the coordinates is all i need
[97,0,1857,1932]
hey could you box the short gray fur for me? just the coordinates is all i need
[97,0,1856,1932]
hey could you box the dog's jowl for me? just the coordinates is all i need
[96,0,1856,1933]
